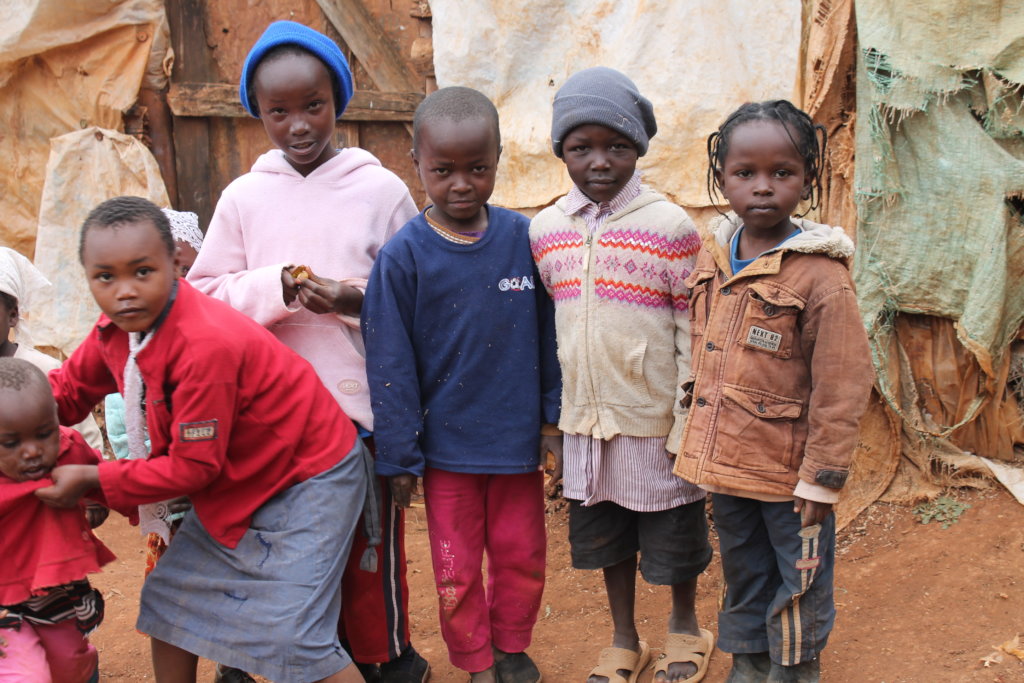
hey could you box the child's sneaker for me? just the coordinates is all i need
[356,661,382,682]
[494,649,541,683]
[725,652,771,682]
[379,644,431,682]
[213,664,256,683]
[766,658,819,683]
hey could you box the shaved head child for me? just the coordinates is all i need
[363,86,561,683]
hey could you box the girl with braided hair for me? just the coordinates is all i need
[674,100,874,682]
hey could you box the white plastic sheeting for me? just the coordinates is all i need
[32,127,169,355]
[430,0,801,210]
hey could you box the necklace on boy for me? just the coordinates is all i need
[424,208,482,245]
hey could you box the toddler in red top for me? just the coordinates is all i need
[36,197,369,683]
[0,358,113,683]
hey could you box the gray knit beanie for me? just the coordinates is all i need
[551,66,657,158]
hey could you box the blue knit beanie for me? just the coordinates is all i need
[240,20,354,119]
[551,66,657,158]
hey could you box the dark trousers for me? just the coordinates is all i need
[712,493,835,665]
[338,434,411,664]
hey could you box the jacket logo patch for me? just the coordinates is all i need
[179,419,218,442]
[746,326,782,352]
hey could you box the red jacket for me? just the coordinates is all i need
[1,429,115,605]
[49,280,357,548]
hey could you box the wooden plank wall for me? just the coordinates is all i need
[165,0,433,230]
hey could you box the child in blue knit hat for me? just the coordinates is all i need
[187,19,428,683]
[530,67,714,683]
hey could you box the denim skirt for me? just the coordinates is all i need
[137,440,368,682]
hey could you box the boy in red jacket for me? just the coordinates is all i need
[36,196,369,683]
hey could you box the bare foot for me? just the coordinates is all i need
[653,659,697,682]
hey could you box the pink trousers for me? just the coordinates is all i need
[0,620,97,683]
[423,468,546,673]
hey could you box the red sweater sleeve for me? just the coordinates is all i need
[59,428,110,508]
[49,326,120,427]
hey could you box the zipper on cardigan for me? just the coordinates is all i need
[582,227,601,436]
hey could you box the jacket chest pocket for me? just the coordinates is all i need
[737,283,805,359]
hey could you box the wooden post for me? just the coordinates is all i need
[139,88,179,207]
[165,0,216,230]
[315,0,419,92]
[338,121,361,149]
[316,0,422,138]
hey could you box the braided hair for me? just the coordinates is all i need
[706,100,827,216]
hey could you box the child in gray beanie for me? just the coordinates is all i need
[550,66,657,158]
[530,66,714,683]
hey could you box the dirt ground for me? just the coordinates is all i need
[89,486,1024,682]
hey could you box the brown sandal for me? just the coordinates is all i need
[653,629,713,682]
[588,641,651,683]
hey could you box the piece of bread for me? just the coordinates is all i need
[291,265,311,282]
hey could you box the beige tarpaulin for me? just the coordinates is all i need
[32,127,169,355]
[799,0,858,240]
[0,0,164,257]
[429,0,802,211]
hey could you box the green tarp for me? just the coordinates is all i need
[854,0,1024,436]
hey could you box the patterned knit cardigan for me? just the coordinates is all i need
[529,187,701,447]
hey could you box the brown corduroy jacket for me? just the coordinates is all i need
[673,215,873,500]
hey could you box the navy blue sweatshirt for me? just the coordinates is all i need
[362,207,561,477]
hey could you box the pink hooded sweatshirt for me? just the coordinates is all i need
[188,147,417,429]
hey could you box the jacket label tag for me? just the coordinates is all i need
[179,419,218,442]
[746,326,782,352]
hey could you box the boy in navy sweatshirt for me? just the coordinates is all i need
[362,87,561,683]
